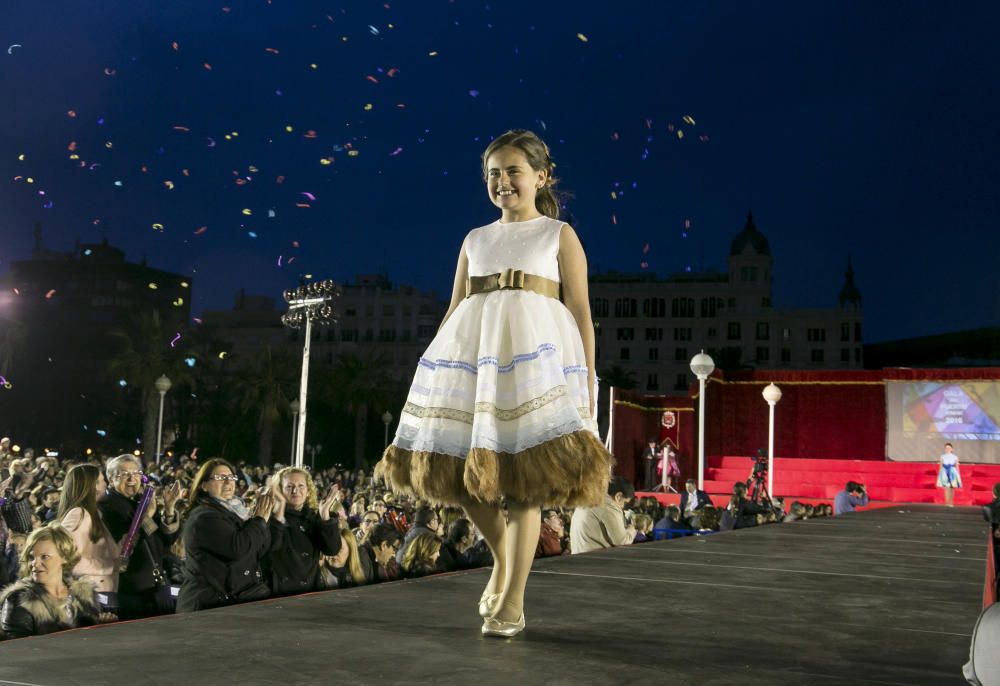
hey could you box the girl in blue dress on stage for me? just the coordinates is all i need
[936,442,962,507]
[376,129,612,637]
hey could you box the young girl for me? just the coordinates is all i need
[376,129,612,637]
[937,442,962,507]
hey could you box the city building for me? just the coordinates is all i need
[201,274,447,382]
[589,213,864,392]
[0,224,192,446]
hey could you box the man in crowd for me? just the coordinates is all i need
[34,487,60,523]
[99,454,183,619]
[834,481,869,515]
[536,509,568,557]
[642,439,659,490]
[570,476,637,554]
[679,479,713,528]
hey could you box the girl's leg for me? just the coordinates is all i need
[493,500,541,623]
[945,486,954,507]
[460,496,508,596]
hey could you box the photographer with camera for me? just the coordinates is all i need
[833,481,869,515]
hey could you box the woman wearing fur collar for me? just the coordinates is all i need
[0,524,105,639]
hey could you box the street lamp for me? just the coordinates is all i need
[381,411,393,447]
[154,374,172,467]
[689,350,715,490]
[282,280,341,468]
[762,382,783,498]
[289,399,301,465]
[305,443,323,471]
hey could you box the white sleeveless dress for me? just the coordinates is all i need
[376,215,612,507]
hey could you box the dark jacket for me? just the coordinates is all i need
[359,542,400,583]
[324,551,375,589]
[265,507,341,596]
[98,488,180,596]
[176,495,271,613]
[680,490,714,514]
[0,577,100,640]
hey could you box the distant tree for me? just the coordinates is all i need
[599,365,638,391]
[108,311,191,463]
[230,346,296,467]
[323,351,396,470]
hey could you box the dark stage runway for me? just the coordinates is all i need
[0,506,988,686]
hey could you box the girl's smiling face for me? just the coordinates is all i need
[485,146,546,219]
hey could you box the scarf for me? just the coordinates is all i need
[211,495,251,521]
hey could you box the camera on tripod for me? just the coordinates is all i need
[745,449,776,509]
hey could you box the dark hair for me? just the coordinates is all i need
[944,442,954,448]
[186,458,237,515]
[608,475,635,500]
[368,522,403,550]
[446,518,473,545]
[685,479,696,487]
[481,129,563,219]
[845,480,858,492]
[57,464,107,544]
[414,506,437,528]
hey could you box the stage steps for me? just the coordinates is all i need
[699,456,1000,506]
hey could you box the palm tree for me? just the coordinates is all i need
[599,364,638,390]
[324,351,396,470]
[230,346,297,466]
[108,311,191,461]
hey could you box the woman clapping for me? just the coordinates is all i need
[265,467,343,596]
[176,459,274,612]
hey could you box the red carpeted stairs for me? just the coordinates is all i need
[639,456,1000,508]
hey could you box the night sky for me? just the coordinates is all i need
[1,1,998,343]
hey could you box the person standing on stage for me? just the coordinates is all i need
[642,439,659,490]
[376,129,613,638]
[937,443,962,507]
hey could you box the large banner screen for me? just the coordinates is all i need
[887,381,1000,463]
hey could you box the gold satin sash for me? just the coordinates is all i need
[466,268,561,301]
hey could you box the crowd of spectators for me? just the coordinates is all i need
[0,436,849,640]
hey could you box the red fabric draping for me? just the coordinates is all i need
[698,368,999,461]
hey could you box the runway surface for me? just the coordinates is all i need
[0,505,987,686]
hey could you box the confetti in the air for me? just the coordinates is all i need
[577,33,589,42]
[170,333,181,347]
[7,44,22,55]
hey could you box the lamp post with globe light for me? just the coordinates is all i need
[689,351,715,490]
[282,280,341,468]
[762,383,783,498]
[154,374,172,467]
[381,411,393,448]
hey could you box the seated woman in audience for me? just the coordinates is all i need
[696,507,721,531]
[322,528,373,589]
[401,533,441,578]
[355,510,382,544]
[0,524,105,639]
[265,466,342,596]
[57,464,120,594]
[438,518,477,571]
[176,458,274,612]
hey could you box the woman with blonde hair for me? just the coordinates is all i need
[57,464,120,594]
[401,532,441,578]
[0,524,105,639]
[323,527,373,589]
[265,466,344,596]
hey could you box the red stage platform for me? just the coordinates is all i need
[640,455,1000,507]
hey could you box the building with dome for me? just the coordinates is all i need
[588,213,864,392]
